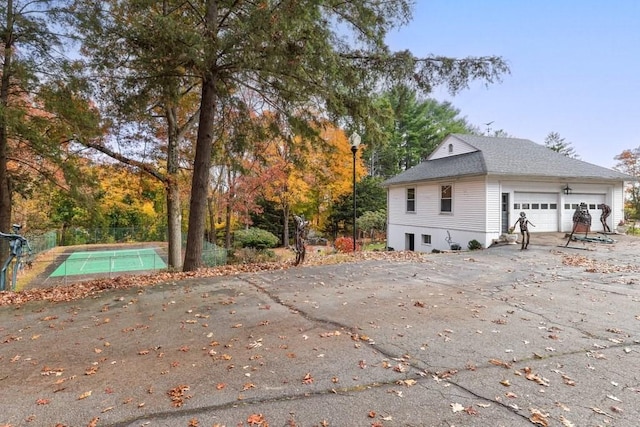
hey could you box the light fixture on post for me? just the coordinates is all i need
[350,132,361,253]
[563,184,572,195]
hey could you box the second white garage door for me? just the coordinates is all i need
[562,194,606,232]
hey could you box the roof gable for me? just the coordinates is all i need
[383,134,632,186]
[429,135,478,160]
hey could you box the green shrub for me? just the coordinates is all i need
[234,227,279,249]
[468,239,482,250]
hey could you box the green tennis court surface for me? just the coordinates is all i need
[50,248,167,277]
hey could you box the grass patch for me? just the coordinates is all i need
[363,241,386,251]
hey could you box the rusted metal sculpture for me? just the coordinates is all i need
[597,203,611,233]
[565,203,592,246]
[293,214,309,266]
[513,211,535,250]
[0,224,32,291]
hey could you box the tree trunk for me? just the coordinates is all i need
[183,0,218,271]
[282,203,290,247]
[206,195,217,245]
[183,74,217,271]
[165,105,183,269]
[0,0,14,254]
[166,178,182,269]
[224,202,232,249]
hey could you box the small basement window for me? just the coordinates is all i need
[422,234,431,245]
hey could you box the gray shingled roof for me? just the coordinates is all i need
[383,134,632,186]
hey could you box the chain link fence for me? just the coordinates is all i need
[9,228,227,290]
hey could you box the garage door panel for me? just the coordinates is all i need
[514,193,559,232]
[563,194,606,232]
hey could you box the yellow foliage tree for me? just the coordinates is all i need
[259,121,366,244]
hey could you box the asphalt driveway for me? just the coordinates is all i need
[1,233,639,426]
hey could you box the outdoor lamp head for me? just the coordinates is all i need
[350,132,361,150]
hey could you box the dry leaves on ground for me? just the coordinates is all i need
[560,254,639,273]
[1,251,426,307]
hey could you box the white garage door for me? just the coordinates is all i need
[513,193,559,232]
[562,194,606,232]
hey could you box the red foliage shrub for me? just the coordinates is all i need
[334,236,361,253]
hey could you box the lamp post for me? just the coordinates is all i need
[350,132,361,253]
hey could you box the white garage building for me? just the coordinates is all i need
[383,134,633,252]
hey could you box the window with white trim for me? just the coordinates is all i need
[422,234,431,245]
[406,188,416,212]
[440,184,452,213]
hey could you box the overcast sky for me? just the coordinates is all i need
[385,0,639,168]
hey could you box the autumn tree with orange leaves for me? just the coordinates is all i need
[1,0,96,256]
[614,148,640,219]
[257,122,365,246]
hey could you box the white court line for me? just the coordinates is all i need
[79,252,92,273]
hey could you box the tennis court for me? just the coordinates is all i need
[49,248,167,277]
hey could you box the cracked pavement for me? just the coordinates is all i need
[1,234,639,426]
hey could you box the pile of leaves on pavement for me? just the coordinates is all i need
[560,253,640,274]
[0,250,427,307]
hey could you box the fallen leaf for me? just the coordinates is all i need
[87,417,99,427]
[559,416,575,427]
[529,408,549,426]
[78,391,92,400]
[247,413,268,426]
[302,373,314,384]
[489,358,511,368]
[167,385,191,407]
[522,367,549,386]
[451,403,464,413]
[465,406,478,415]
[591,407,614,418]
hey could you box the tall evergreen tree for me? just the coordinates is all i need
[367,85,474,178]
[544,131,580,159]
[69,1,509,271]
[1,0,90,245]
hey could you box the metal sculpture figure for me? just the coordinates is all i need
[565,203,591,246]
[513,211,535,250]
[0,224,32,291]
[293,214,309,266]
[597,203,611,233]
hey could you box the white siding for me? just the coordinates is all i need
[429,136,478,160]
[486,180,501,233]
[387,179,489,252]
[387,178,626,252]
